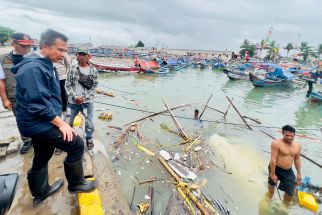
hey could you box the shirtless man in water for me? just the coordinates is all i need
[268,125,302,204]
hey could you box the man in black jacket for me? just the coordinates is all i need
[11,29,97,205]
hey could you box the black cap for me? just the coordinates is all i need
[11,33,33,46]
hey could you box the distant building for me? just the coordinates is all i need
[68,43,93,54]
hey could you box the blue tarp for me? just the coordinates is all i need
[237,63,253,71]
[267,66,295,80]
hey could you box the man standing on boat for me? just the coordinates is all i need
[267,125,302,205]
[65,48,98,150]
[0,33,34,154]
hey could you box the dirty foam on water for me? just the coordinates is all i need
[94,65,321,215]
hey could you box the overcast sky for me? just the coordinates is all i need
[0,0,321,51]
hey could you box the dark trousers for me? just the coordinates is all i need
[30,127,84,171]
[11,101,32,143]
[60,79,68,112]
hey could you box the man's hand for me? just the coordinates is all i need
[58,123,77,142]
[296,173,302,185]
[270,172,278,183]
[2,99,12,110]
[75,96,84,104]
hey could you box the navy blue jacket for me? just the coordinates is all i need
[11,53,62,137]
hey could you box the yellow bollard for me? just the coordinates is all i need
[77,178,104,215]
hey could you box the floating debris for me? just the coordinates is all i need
[137,202,150,213]
[159,150,171,161]
[131,139,156,156]
[96,89,115,97]
[98,112,113,121]
[194,146,202,152]
[168,160,197,181]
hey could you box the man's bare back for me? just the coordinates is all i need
[273,138,301,170]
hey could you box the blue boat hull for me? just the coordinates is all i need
[249,73,290,87]
[309,91,322,102]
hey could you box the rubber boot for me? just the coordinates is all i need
[27,165,64,205]
[64,159,97,193]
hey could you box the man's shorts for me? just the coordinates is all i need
[268,165,296,196]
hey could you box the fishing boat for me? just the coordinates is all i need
[157,67,170,74]
[223,63,253,80]
[212,62,225,70]
[305,77,322,102]
[91,62,142,73]
[211,59,225,70]
[249,64,295,87]
[138,60,161,73]
[161,58,190,71]
[191,59,209,69]
[175,58,190,70]
[309,91,322,102]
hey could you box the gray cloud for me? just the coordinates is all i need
[0,0,321,51]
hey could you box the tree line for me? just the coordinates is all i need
[239,38,322,62]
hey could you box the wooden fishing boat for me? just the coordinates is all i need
[249,73,287,87]
[223,63,253,80]
[91,62,142,73]
[212,61,225,70]
[226,70,249,80]
[138,60,161,73]
[249,64,295,87]
[309,91,322,102]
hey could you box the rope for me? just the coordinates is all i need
[93,100,321,131]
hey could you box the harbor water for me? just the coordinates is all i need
[93,65,322,215]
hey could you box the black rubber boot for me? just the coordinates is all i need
[20,140,33,154]
[27,165,64,205]
[64,159,97,193]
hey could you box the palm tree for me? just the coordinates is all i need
[239,39,255,58]
[317,44,322,59]
[284,43,294,57]
[300,42,314,62]
[261,39,268,49]
[265,40,279,61]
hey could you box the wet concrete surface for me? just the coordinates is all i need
[0,99,129,214]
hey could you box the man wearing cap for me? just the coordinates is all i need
[0,32,34,154]
[65,48,98,150]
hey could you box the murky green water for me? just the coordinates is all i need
[94,66,321,215]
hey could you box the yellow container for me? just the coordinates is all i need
[77,178,104,215]
[73,115,83,127]
[297,191,318,212]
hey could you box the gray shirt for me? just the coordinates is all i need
[75,66,90,97]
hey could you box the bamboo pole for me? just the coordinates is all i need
[223,97,234,118]
[207,105,261,124]
[138,178,173,185]
[158,157,210,215]
[162,99,189,140]
[130,185,136,209]
[185,136,202,152]
[260,130,322,169]
[226,96,252,130]
[206,106,225,115]
[243,116,261,124]
[199,94,213,120]
[124,104,190,126]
